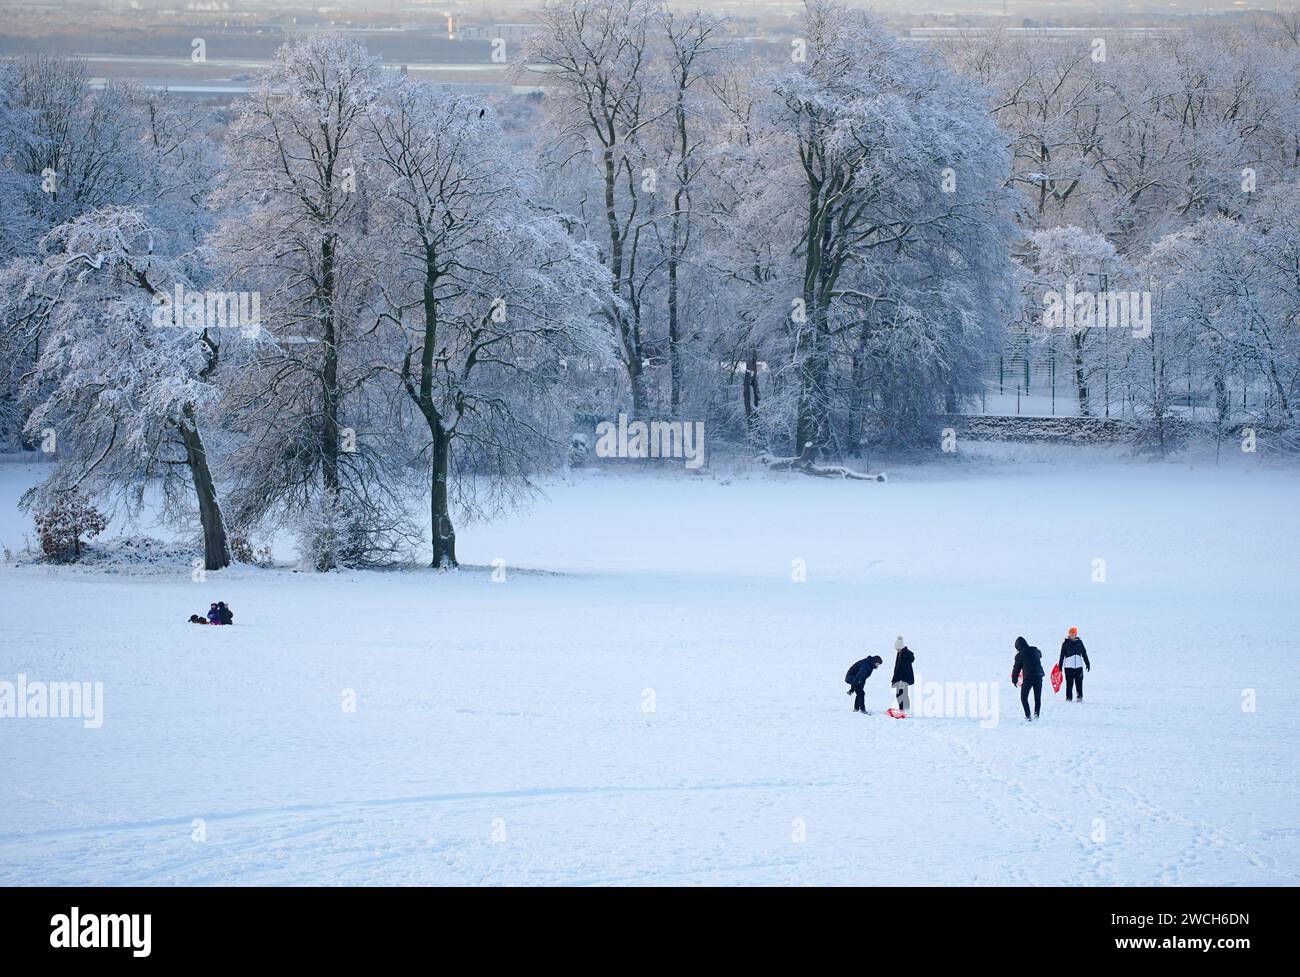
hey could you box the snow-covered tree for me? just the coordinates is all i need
[653,9,723,415]
[725,0,1017,454]
[518,0,666,413]
[367,83,609,566]
[211,36,400,569]
[943,25,1300,251]
[1024,226,1132,417]
[1142,184,1300,437]
[5,207,233,568]
[0,56,217,445]
[32,489,107,563]
[1,57,215,256]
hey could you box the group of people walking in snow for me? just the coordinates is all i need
[845,628,1091,722]
[1011,627,1091,720]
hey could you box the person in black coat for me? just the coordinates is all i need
[217,602,234,626]
[1012,636,1045,721]
[890,636,915,713]
[1058,627,1090,702]
[844,655,884,714]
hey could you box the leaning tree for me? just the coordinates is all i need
[6,207,233,569]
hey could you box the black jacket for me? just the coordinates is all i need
[1012,636,1044,683]
[1058,637,1090,670]
[891,648,915,685]
[845,656,882,689]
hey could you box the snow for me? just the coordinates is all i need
[1,451,1298,885]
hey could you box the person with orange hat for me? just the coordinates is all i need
[1058,627,1091,702]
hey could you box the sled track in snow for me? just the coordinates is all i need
[0,778,842,847]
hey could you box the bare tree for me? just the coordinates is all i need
[368,84,609,567]
[212,35,396,568]
[519,0,667,413]
[656,9,721,415]
[743,1,1016,454]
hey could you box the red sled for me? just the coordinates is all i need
[1050,663,1063,694]
[886,708,910,719]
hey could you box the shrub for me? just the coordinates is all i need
[294,492,371,571]
[33,491,107,563]
[230,531,274,567]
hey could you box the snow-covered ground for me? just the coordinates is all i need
[1,450,1297,885]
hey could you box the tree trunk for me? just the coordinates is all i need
[796,177,821,456]
[795,355,821,456]
[431,426,457,568]
[626,347,646,415]
[316,233,341,571]
[416,244,458,569]
[1267,360,1291,416]
[795,320,829,457]
[1211,370,1227,463]
[179,405,231,571]
[600,138,647,415]
[1072,330,1091,417]
[668,78,691,416]
[320,233,341,497]
[742,347,760,441]
[668,249,682,414]
[795,170,838,458]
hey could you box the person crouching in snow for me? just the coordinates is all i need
[845,655,884,714]
[206,602,222,625]
[1058,627,1089,702]
[890,637,915,714]
[1012,636,1045,721]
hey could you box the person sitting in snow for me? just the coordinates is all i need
[844,655,884,714]
[1012,636,1045,721]
[217,601,234,626]
[1058,626,1090,702]
[890,637,915,714]
[206,602,222,625]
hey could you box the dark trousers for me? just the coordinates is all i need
[1020,676,1042,718]
[1065,667,1084,700]
[852,687,866,713]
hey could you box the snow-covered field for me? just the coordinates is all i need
[1,451,1298,885]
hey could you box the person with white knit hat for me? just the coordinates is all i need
[890,636,915,715]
